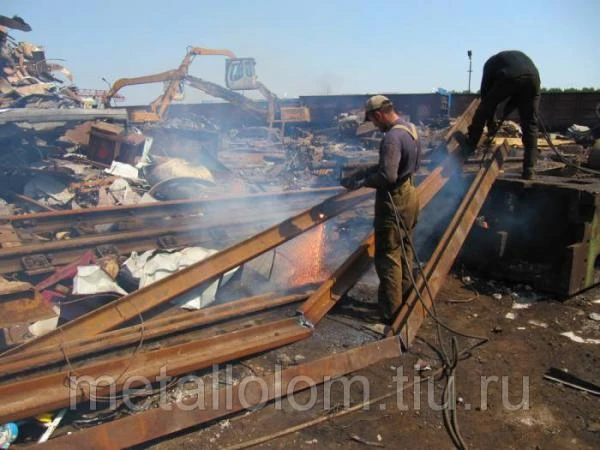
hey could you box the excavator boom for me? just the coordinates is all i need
[185,75,267,118]
[103,46,309,128]
[188,47,236,59]
[104,47,238,108]
[105,68,183,102]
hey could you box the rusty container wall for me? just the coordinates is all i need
[536,92,600,129]
[457,176,600,297]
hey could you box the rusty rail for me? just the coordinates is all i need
[0,188,342,274]
[0,210,288,274]
[2,188,372,356]
[34,336,401,449]
[0,187,342,234]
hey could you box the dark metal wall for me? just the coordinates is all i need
[167,92,600,130]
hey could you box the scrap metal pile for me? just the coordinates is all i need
[0,16,81,110]
[0,73,519,445]
[2,21,598,449]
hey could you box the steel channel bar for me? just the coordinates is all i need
[299,100,481,324]
[389,142,509,344]
[0,187,342,234]
[0,317,312,423]
[0,291,312,378]
[34,336,402,450]
[0,206,301,274]
[2,188,372,356]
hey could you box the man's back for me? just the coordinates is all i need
[484,50,539,80]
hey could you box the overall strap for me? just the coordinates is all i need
[390,123,418,141]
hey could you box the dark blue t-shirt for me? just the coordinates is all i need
[378,120,421,186]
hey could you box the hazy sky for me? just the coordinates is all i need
[4,0,600,105]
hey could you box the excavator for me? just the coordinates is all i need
[103,46,310,129]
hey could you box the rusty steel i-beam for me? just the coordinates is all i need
[390,141,509,343]
[0,317,313,423]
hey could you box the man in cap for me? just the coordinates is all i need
[467,50,541,179]
[341,95,421,324]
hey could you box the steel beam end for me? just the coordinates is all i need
[297,313,314,329]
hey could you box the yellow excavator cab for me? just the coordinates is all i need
[225,58,258,91]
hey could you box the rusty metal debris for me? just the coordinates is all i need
[0,188,342,274]
[0,22,597,447]
[34,336,402,449]
[0,278,53,328]
[0,100,478,431]
[0,290,312,378]
[3,187,372,355]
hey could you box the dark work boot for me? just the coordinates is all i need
[522,168,535,180]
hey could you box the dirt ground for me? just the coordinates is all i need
[137,269,600,450]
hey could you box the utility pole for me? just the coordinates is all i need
[467,50,473,93]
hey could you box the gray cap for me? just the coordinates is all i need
[364,95,393,121]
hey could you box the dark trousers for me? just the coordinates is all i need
[469,75,541,174]
[374,179,419,322]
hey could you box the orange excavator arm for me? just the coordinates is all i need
[104,47,238,120]
[187,47,236,59]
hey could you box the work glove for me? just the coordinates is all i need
[340,174,364,190]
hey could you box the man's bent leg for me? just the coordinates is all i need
[517,77,541,178]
